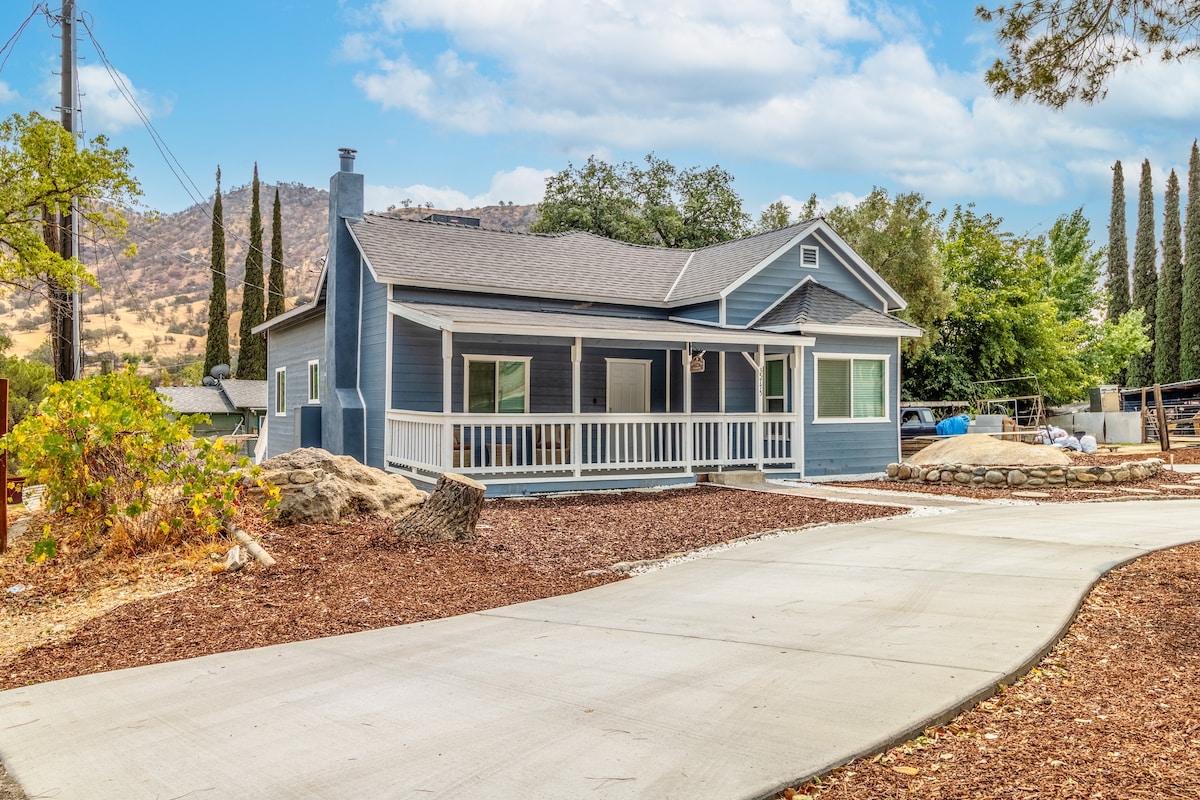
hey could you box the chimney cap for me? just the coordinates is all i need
[338,148,357,172]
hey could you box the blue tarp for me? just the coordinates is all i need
[935,414,970,436]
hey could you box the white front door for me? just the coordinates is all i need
[606,359,651,463]
[607,359,650,413]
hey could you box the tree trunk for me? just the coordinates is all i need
[393,472,486,543]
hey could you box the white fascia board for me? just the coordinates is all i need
[388,301,454,331]
[253,300,325,335]
[665,315,725,327]
[760,321,924,338]
[810,223,907,311]
[719,221,819,298]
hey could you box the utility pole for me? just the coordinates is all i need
[50,0,80,381]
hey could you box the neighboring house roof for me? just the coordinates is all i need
[391,301,815,348]
[158,386,237,415]
[754,282,923,338]
[220,379,268,411]
[157,380,268,415]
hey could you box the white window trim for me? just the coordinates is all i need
[604,358,652,413]
[764,354,788,412]
[274,367,287,417]
[307,359,321,404]
[462,354,532,413]
[800,244,820,269]
[812,353,890,424]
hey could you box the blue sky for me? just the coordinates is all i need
[2,0,1199,242]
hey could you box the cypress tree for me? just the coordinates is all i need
[202,166,230,377]
[1127,159,1158,388]
[1181,141,1200,380]
[1155,169,1183,384]
[237,164,267,379]
[266,187,285,321]
[1107,160,1130,320]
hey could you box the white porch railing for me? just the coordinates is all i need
[385,411,797,480]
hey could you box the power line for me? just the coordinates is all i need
[0,3,46,74]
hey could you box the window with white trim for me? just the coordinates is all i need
[764,355,787,412]
[274,367,287,416]
[464,355,530,413]
[800,245,819,268]
[307,360,320,403]
[814,355,888,421]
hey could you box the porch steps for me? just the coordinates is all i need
[701,470,767,487]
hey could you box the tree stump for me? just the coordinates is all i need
[392,472,487,543]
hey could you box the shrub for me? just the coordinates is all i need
[0,367,278,556]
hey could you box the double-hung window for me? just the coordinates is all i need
[274,367,287,416]
[307,360,320,403]
[464,356,530,413]
[814,355,888,421]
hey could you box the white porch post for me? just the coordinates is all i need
[718,351,727,467]
[572,337,582,477]
[792,345,803,475]
[441,329,453,470]
[683,345,693,474]
[755,344,765,470]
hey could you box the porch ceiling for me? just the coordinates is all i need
[389,301,815,348]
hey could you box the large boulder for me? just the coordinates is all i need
[252,448,427,526]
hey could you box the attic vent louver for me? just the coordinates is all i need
[801,245,819,268]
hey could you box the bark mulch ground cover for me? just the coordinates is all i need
[0,486,897,690]
[778,540,1200,799]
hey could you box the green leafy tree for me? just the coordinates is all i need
[904,207,1149,404]
[1108,160,1131,320]
[1156,169,1184,384]
[0,335,54,433]
[755,200,793,233]
[1181,141,1200,379]
[0,367,278,552]
[1027,208,1105,323]
[1127,159,1158,387]
[532,153,749,248]
[977,1,1200,106]
[0,112,141,381]
[203,167,230,376]
[236,164,266,380]
[824,188,950,357]
[266,187,285,321]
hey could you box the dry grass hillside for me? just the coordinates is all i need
[0,190,537,381]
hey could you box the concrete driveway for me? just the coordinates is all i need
[1,500,1198,799]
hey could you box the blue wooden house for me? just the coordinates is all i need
[257,150,922,494]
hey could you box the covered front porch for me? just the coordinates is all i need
[382,301,814,488]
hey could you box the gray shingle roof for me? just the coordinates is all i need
[755,282,923,334]
[667,220,819,302]
[158,386,236,415]
[349,216,690,306]
[220,379,268,411]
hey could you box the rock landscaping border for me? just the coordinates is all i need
[885,459,1164,487]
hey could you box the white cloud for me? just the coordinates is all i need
[0,81,18,104]
[350,0,1200,207]
[75,63,171,134]
[364,165,554,212]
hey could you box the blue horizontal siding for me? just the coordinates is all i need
[361,280,388,468]
[726,238,888,327]
[264,313,325,459]
[803,335,900,476]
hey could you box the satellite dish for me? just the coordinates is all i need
[211,364,232,380]
[201,376,218,386]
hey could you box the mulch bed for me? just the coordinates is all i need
[780,540,1200,798]
[0,486,899,690]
